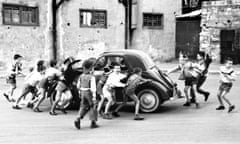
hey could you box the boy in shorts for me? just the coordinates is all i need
[12,60,45,109]
[216,57,236,113]
[102,65,126,119]
[112,67,150,120]
[3,54,23,102]
[96,67,111,116]
[33,60,62,112]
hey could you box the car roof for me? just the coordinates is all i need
[100,49,156,69]
[101,49,146,56]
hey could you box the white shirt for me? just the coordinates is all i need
[25,71,43,86]
[219,66,235,83]
[45,67,62,78]
[105,72,126,87]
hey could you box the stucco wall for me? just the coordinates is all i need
[0,0,48,68]
[59,0,125,60]
[200,0,240,62]
[131,0,182,61]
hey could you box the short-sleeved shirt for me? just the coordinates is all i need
[219,66,235,83]
[25,71,43,87]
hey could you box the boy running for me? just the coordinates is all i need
[3,54,23,102]
[216,57,236,113]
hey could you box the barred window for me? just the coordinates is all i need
[80,9,107,28]
[2,4,39,26]
[143,13,163,29]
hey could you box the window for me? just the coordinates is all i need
[80,9,107,28]
[2,4,39,26]
[143,13,163,29]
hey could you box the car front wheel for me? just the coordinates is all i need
[138,89,160,113]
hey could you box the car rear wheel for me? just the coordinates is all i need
[138,89,160,113]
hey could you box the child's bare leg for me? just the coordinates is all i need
[184,86,190,102]
[217,90,224,106]
[221,91,232,106]
[9,84,16,98]
[131,94,140,115]
[50,91,62,114]
[33,88,45,110]
[97,95,104,112]
[104,96,113,114]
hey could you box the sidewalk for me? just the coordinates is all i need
[156,61,240,75]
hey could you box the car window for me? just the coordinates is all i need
[94,56,108,70]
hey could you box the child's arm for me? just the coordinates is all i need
[166,65,181,75]
[90,76,97,101]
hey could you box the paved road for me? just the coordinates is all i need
[0,74,240,144]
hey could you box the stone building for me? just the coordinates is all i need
[200,0,240,63]
[0,0,48,67]
[0,0,182,67]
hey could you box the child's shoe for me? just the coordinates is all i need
[27,103,34,109]
[183,102,191,107]
[49,111,58,116]
[195,102,199,108]
[134,114,144,120]
[103,113,112,119]
[3,93,11,102]
[90,121,99,129]
[12,105,22,110]
[216,106,225,110]
[33,108,42,112]
[228,105,235,113]
[61,109,67,114]
[74,118,81,130]
[112,111,120,117]
[204,92,210,102]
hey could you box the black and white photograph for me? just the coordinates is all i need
[0,0,240,144]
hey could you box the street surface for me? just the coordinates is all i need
[0,73,240,144]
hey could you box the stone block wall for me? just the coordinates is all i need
[200,0,240,62]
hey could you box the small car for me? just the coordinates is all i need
[93,49,178,112]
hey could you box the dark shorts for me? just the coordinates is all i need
[125,87,135,96]
[56,81,68,93]
[97,83,104,96]
[22,84,37,95]
[219,82,232,93]
[39,78,49,89]
[6,74,16,85]
[185,77,197,86]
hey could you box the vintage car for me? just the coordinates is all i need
[53,50,178,112]
[93,49,177,112]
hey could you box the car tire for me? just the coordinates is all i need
[138,89,160,113]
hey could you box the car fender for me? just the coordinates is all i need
[137,80,171,103]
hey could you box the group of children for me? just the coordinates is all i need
[2,52,237,130]
[3,54,150,130]
[3,54,78,115]
[167,51,236,113]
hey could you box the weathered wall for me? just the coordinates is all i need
[0,0,48,68]
[131,0,182,61]
[200,0,240,62]
[59,0,125,60]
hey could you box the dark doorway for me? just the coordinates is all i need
[220,29,240,64]
[176,20,201,59]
